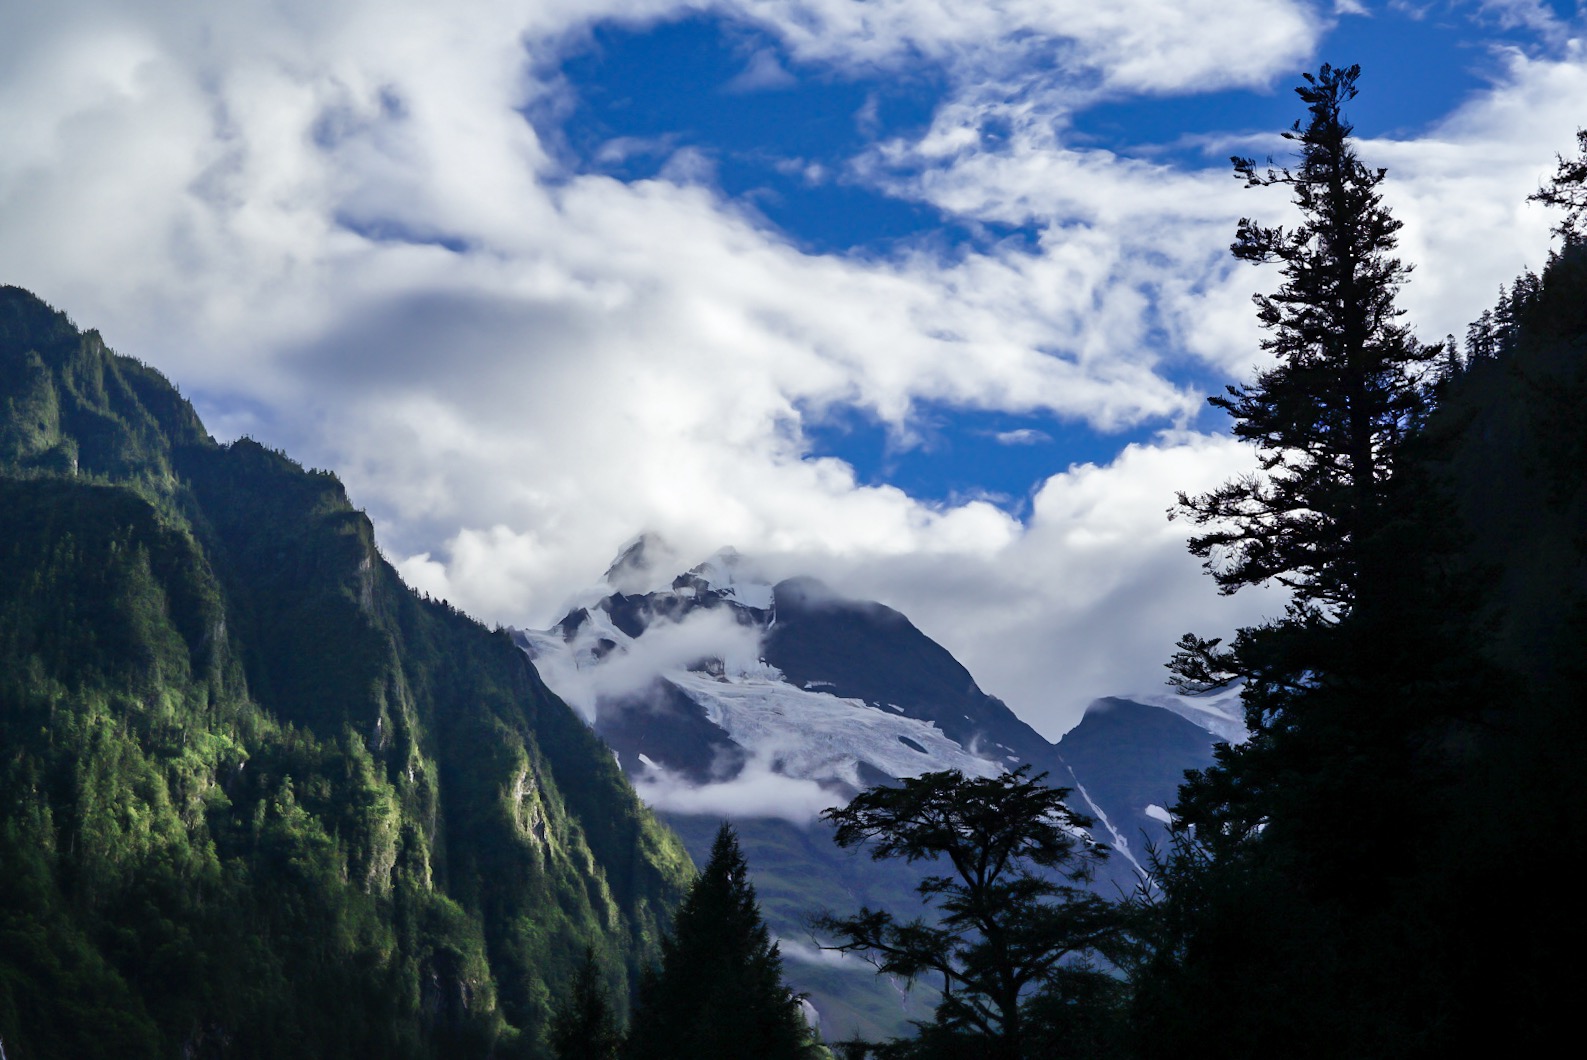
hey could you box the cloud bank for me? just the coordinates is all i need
[1,0,1581,735]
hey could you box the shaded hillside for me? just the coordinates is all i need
[0,287,692,1058]
[1426,241,1587,1035]
[1052,699,1216,884]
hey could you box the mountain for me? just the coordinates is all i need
[1051,697,1231,879]
[517,541,1228,1039]
[0,287,692,1058]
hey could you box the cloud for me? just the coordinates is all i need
[992,427,1051,445]
[1364,45,1587,342]
[522,604,769,722]
[724,47,798,92]
[630,756,844,823]
[730,0,1321,94]
[1,0,1580,744]
[741,432,1286,739]
[1476,0,1570,37]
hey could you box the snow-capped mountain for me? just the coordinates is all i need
[520,544,1068,800]
[513,538,1232,1038]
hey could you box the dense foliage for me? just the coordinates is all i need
[0,287,692,1058]
[1133,71,1587,1056]
[816,768,1128,1060]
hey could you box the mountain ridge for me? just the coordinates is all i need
[0,286,692,1058]
[516,543,1221,1038]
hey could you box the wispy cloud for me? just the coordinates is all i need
[631,756,843,823]
[725,47,798,92]
[992,428,1051,445]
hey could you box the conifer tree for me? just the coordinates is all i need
[623,824,823,1060]
[1172,62,1436,626]
[1135,66,1490,1057]
[548,948,621,1060]
[815,768,1123,1060]
[1530,126,1587,240]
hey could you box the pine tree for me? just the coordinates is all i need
[1172,63,1437,625]
[548,948,621,1060]
[1136,66,1492,1057]
[623,824,822,1060]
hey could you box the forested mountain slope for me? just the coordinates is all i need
[0,286,692,1059]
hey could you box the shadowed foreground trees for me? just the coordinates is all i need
[816,768,1128,1060]
[624,823,825,1060]
[548,948,621,1060]
[1133,65,1585,1057]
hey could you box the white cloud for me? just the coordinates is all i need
[748,433,1286,738]
[1,0,1580,743]
[1366,44,1587,342]
[725,48,798,92]
[631,756,845,823]
[992,428,1051,445]
[730,0,1321,94]
[1477,0,1570,37]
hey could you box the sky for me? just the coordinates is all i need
[1,0,1583,738]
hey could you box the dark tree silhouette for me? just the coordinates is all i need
[1530,126,1587,240]
[1173,62,1436,625]
[548,948,621,1060]
[1135,64,1518,1060]
[623,823,822,1060]
[815,768,1123,1060]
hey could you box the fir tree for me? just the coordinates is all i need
[548,948,621,1060]
[623,824,822,1060]
[1135,65,1497,1058]
[1172,62,1436,623]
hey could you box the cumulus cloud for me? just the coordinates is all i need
[1366,45,1587,340]
[1,0,1580,742]
[728,432,1286,738]
[523,604,767,722]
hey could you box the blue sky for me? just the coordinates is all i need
[1,0,1583,734]
[546,1,1580,510]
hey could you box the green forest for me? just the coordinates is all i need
[2,63,1585,1057]
[0,285,693,1057]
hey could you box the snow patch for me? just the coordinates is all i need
[668,669,1000,793]
[683,547,775,610]
[1136,687,1248,744]
[1064,765,1149,885]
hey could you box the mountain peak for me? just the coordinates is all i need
[675,547,775,610]
[602,532,684,594]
